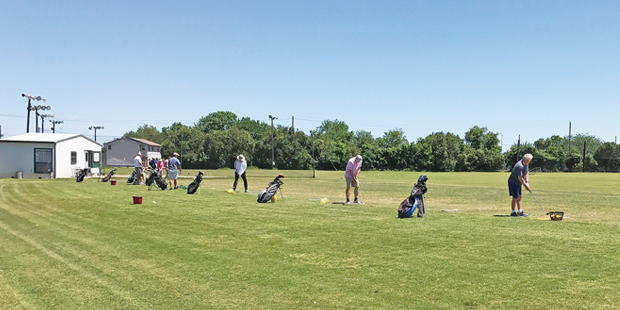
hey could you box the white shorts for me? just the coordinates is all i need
[168,170,178,180]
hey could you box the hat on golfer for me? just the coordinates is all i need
[137,151,141,155]
[173,152,179,157]
[237,154,245,161]
[356,155,363,162]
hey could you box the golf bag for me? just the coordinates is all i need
[101,168,117,182]
[127,171,141,185]
[145,169,167,190]
[187,171,204,194]
[257,174,284,203]
[76,168,90,182]
[398,175,428,218]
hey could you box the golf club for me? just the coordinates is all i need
[529,190,544,212]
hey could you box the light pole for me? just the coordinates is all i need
[50,120,63,133]
[22,93,46,133]
[39,114,53,133]
[89,126,104,141]
[268,115,277,169]
[33,105,51,133]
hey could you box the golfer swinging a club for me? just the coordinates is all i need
[508,153,533,217]
[345,155,363,204]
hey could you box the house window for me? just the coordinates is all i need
[71,151,77,165]
[34,148,53,173]
[108,145,111,150]
[141,145,145,150]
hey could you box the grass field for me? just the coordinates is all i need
[1,170,619,309]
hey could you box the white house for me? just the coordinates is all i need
[0,133,102,179]
[103,137,162,167]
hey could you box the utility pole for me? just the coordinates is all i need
[89,126,104,141]
[32,105,51,133]
[269,115,277,169]
[311,131,315,178]
[292,116,294,130]
[51,120,63,133]
[516,135,521,162]
[582,141,587,172]
[0,125,3,138]
[40,114,53,133]
[22,94,46,133]
[568,122,572,154]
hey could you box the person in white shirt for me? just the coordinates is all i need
[134,151,144,185]
[232,154,248,193]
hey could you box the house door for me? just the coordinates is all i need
[84,151,101,168]
[92,151,101,169]
[84,151,91,168]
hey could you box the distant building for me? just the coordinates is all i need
[104,137,162,167]
[0,133,102,179]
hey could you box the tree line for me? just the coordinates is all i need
[122,111,620,172]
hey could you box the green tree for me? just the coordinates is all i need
[311,120,357,170]
[123,124,165,144]
[272,127,312,169]
[533,136,566,171]
[418,132,464,172]
[161,123,206,168]
[203,127,254,169]
[377,129,410,170]
[593,143,620,172]
[504,142,536,169]
[462,126,503,171]
[410,138,432,171]
[464,126,500,153]
[195,111,238,134]
[314,120,354,142]
[353,130,383,170]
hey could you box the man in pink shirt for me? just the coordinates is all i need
[345,155,363,204]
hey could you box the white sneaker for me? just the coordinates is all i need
[354,200,363,204]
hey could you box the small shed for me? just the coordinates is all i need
[0,133,102,179]
[103,137,162,167]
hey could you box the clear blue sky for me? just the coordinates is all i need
[2,1,619,150]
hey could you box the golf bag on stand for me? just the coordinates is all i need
[76,168,90,182]
[187,171,204,194]
[127,171,141,185]
[398,175,428,218]
[257,174,284,203]
[101,168,117,182]
[145,168,167,190]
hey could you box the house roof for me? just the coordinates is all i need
[0,133,102,146]
[107,137,161,147]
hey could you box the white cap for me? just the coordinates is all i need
[356,155,363,162]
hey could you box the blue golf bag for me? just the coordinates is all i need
[398,175,428,218]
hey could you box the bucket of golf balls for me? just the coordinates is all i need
[548,211,564,221]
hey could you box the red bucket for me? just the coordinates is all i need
[132,196,143,204]
[111,180,117,185]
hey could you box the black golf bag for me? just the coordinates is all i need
[187,171,204,194]
[76,168,90,182]
[127,171,140,185]
[257,174,284,203]
[398,175,428,218]
[101,168,117,182]
[146,169,167,190]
